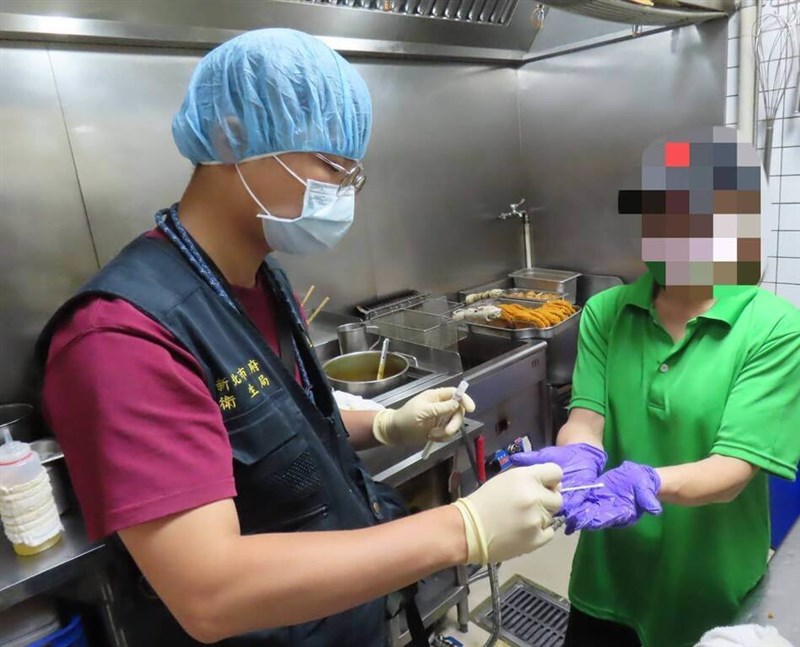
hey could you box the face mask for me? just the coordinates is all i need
[236,158,355,256]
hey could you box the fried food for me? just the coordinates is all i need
[465,289,505,305]
[507,289,562,302]
[452,304,503,323]
[498,299,576,329]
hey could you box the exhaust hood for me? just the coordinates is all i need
[0,0,732,63]
[0,0,541,63]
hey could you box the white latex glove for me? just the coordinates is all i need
[695,625,794,647]
[452,463,563,566]
[372,387,477,446]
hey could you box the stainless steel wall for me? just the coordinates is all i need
[278,61,524,305]
[0,44,100,403]
[0,43,522,402]
[47,46,201,265]
[517,21,728,282]
[45,47,522,302]
[0,20,728,404]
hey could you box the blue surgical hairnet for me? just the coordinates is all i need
[173,29,372,164]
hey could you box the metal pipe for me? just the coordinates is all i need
[498,200,532,268]
[455,422,502,647]
[485,563,502,647]
[763,121,775,177]
[522,214,533,269]
[739,0,759,146]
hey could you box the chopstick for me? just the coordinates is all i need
[307,296,330,324]
[301,285,315,308]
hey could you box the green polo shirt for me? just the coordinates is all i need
[568,272,800,647]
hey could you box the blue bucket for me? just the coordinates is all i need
[27,615,88,647]
[770,475,800,549]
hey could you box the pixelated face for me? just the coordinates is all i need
[619,126,763,287]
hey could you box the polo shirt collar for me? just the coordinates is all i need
[706,284,760,326]
[624,273,655,312]
[624,271,759,328]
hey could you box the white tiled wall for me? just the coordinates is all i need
[725,2,800,307]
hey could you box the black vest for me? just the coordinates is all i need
[36,235,407,646]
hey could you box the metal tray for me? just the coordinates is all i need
[503,288,566,303]
[497,296,555,308]
[458,284,570,305]
[464,304,582,340]
[452,296,563,319]
[508,268,580,300]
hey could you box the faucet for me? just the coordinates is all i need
[498,199,533,269]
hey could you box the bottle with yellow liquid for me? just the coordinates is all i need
[0,430,63,556]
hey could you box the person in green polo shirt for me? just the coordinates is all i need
[511,126,800,647]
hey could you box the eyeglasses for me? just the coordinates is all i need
[315,153,366,195]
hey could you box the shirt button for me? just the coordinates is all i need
[372,501,382,515]
[659,363,670,373]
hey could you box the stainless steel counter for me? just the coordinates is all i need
[736,520,800,644]
[0,515,109,611]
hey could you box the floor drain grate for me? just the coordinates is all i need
[472,574,570,647]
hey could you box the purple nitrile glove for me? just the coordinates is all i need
[509,443,608,515]
[564,461,662,535]
[509,443,607,487]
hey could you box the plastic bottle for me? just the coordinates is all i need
[0,429,63,556]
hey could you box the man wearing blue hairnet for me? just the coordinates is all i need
[38,29,562,646]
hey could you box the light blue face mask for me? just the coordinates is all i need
[236,156,356,256]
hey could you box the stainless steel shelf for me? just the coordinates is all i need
[0,515,109,611]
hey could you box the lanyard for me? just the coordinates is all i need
[154,205,315,402]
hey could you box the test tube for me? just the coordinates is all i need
[561,483,605,493]
[421,380,469,460]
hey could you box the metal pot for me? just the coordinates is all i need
[0,403,35,443]
[323,351,411,398]
[337,322,381,355]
